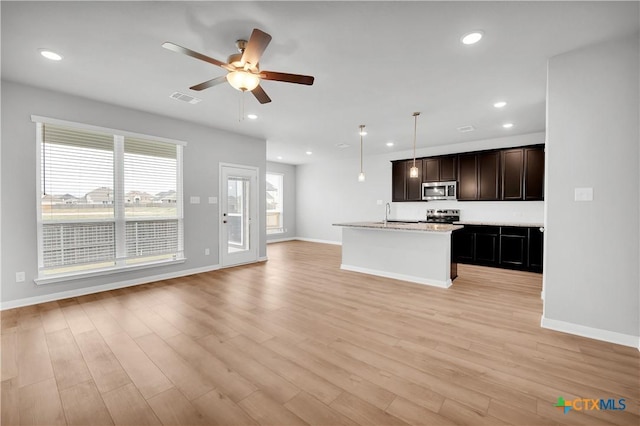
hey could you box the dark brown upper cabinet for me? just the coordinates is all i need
[423,155,457,182]
[439,155,457,181]
[391,159,423,202]
[457,153,478,200]
[405,160,423,201]
[458,150,501,201]
[392,144,544,202]
[524,146,545,200]
[501,148,525,200]
[423,158,440,182]
[391,161,407,202]
[500,145,545,201]
[478,151,501,200]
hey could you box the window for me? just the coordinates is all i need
[35,116,184,280]
[266,173,284,234]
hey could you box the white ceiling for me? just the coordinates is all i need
[2,1,638,164]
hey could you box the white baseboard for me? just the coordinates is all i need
[541,316,640,349]
[295,237,342,246]
[340,264,451,289]
[0,264,220,310]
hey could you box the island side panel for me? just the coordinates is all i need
[340,227,453,288]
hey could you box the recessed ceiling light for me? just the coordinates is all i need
[461,31,483,45]
[39,49,63,61]
[305,151,313,155]
[493,101,507,108]
[276,156,283,160]
[386,142,394,147]
[247,114,258,120]
[502,123,514,129]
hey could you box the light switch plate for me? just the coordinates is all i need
[190,196,200,204]
[208,196,218,204]
[574,187,593,201]
[16,272,25,283]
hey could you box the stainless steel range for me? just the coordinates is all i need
[425,209,460,224]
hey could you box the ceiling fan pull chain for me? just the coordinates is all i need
[238,91,245,122]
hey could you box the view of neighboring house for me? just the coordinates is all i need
[42,188,177,206]
[125,190,154,204]
[84,186,113,204]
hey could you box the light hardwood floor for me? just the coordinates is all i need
[1,241,638,425]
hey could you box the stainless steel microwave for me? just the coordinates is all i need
[422,181,457,201]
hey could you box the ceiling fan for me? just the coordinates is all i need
[162,28,314,104]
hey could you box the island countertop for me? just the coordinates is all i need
[333,221,463,233]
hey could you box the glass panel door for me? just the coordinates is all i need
[220,165,258,267]
[227,176,250,253]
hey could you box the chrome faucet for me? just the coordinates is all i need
[384,202,391,224]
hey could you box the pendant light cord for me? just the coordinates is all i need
[360,132,363,173]
[412,112,420,167]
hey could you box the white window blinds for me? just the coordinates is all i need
[37,119,184,278]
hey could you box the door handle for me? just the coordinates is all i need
[223,220,227,224]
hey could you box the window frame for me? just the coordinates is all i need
[266,172,285,235]
[32,115,186,285]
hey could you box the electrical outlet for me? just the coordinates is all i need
[16,272,25,283]
[204,248,210,256]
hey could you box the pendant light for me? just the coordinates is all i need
[409,112,421,178]
[358,125,366,182]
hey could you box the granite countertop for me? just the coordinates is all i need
[454,221,544,228]
[333,221,464,233]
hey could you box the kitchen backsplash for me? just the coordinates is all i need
[392,200,544,224]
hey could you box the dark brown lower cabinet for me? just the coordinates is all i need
[499,227,528,268]
[528,227,544,272]
[475,226,500,265]
[453,225,543,273]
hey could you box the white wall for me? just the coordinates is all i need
[266,161,296,242]
[543,33,639,346]
[296,132,545,244]
[1,80,266,307]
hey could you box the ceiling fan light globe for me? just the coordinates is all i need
[227,71,260,92]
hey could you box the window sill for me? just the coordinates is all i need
[34,258,186,285]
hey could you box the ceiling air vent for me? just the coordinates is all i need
[169,91,202,104]
[457,125,475,133]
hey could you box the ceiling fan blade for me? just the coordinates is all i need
[251,85,272,104]
[241,29,272,66]
[162,42,233,71]
[189,75,227,91]
[261,71,315,85]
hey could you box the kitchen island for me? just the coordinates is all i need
[333,221,463,288]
